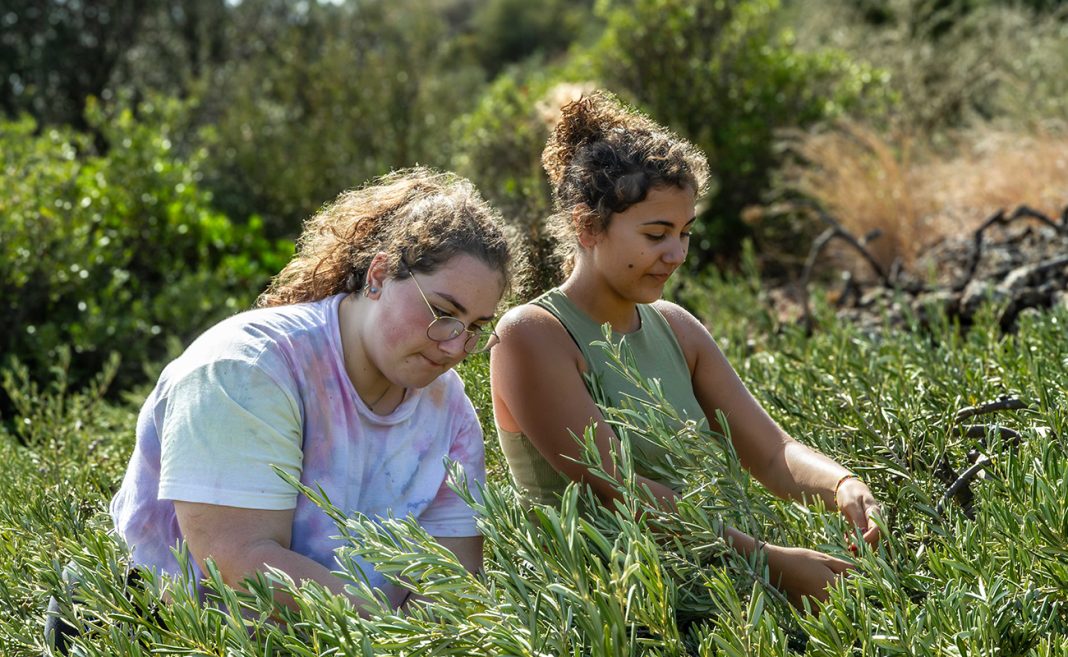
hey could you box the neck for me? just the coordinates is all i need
[560,261,641,333]
[338,294,401,411]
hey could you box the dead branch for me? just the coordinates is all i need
[957,205,1068,292]
[797,202,890,332]
[954,397,1027,423]
[1012,205,1064,233]
[935,454,991,518]
[958,424,1023,448]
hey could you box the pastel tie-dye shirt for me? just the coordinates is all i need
[110,293,485,591]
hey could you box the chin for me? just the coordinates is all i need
[632,285,666,304]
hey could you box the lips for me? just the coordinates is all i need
[421,354,446,368]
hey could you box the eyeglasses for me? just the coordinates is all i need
[406,266,499,354]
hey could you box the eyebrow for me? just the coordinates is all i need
[641,216,697,228]
[435,292,495,322]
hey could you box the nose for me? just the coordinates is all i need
[437,332,468,359]
[663,237,687,265]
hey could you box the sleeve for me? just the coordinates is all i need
[157,358,304,510]
[416,398,487,538]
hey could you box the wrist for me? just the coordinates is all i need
[833,473,860,508]
[762,542,788,581]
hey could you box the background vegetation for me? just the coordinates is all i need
[1,0,1066,654]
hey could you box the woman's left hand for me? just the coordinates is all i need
[835,477,882,547]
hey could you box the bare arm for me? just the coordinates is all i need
[435,535,484,574]
[173,501,409,614]
[656,300,880,544]
[491,304,855,606]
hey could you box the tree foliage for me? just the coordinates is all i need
[0,0,159,129]
[0,99,291,404]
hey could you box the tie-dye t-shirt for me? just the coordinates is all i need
[110,293,485,591]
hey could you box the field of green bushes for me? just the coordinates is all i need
[2,268,1066,655]
[3,0,1067,654]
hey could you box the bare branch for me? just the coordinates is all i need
[954,397,1027,423]
[958,424,1023,448]
[935,455,991,518]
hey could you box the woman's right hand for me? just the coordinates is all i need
[763,543,853,609]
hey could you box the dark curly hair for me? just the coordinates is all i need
[542,91,709,271]
[257,167,511,308]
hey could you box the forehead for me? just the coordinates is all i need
[613,185,696,225]
[414,254,505,317]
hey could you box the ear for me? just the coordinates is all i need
[572,205,600,249]
[364,252,390,298]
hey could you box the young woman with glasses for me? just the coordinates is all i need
[101,169,509,623]
[489,92,882,609]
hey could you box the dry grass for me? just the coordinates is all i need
[918,130,1068,234]
[777,122,1068,274]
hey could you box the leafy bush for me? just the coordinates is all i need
[196,0,487,236]
[787,0,1068,134]
[2,277,1067,655]
[466,0,595,77]
[0,99,292,407]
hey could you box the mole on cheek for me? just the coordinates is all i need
[627,264,634,269]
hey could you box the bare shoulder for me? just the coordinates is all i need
[495,302,579,356]
[491,301,587,431]
[652,299,715,358]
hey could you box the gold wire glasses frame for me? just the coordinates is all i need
[405,265,499,353]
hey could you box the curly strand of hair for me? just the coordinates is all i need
[257,168,511,308]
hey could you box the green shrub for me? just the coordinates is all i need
[197,0,487,236]
[787,0,1068,134]
[0,99,292,408]
[3,277,1067,655]
[467,0,595,77]
[0,352,137,653]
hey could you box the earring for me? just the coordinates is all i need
[370,287,379,293]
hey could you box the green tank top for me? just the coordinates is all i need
[497,288,707,506]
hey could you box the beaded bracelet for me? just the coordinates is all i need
[833,473,858,506]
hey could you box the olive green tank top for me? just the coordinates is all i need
[497,288,707,506]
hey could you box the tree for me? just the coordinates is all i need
[0,0,158,128]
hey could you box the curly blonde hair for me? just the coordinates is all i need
[542,91,710,270]
[257,168,511,308]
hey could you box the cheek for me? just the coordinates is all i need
[379,306,426,351]
[381,329,403,350]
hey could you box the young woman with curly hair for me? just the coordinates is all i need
[99,168,510,620]
[490,92,882,608]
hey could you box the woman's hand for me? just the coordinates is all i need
[835,477,882,547]
[764,543,853,609]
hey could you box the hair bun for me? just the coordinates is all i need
[542,91,668,188]
[542,92,618,187]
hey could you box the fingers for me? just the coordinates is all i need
[839,497,869,531]
[863,503,883,545]
[825,554,854,575]
[862,523,881,546]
